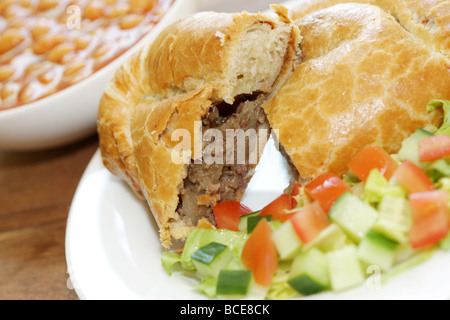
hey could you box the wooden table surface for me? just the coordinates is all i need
[0,0,280,301]
[0,136,98,300]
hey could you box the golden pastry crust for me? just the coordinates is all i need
[291,0,450,59]
[264,3,450,182]
[97,10,302,248]
[130,87,216,246]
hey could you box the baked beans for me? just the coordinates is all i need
[0,0,173,110]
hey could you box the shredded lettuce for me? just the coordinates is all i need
[291,185,310,209]
[427,100,450,135]
[439,232,450,252]
[381,249,435,284]
[266,262,300,300]
[343,171,361,187]
[161,251,181,275]
[194,276,217,297]
[363,169,407,205]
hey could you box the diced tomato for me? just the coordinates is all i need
[348,144,399,182]
[409,190,450,249]
[305,173,352,213]
[394,160,436,193]
[213,201,253,231]
[259,194,293,222]
[290,182,302,208]
[241,219,278,287]
[419,134,450,162]
[290,201,331,243]
[410,190,449,222]
[410,210,450,249]
[291,183,302,197]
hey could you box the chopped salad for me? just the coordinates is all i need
[161,100,450,299]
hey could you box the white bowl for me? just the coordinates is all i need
[0,0,198,151]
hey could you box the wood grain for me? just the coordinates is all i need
[0,135,98,300]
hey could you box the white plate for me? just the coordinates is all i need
[0,0,197,151]
[65,137,294,300]
[66,136,450,300]
[65,0,450,300]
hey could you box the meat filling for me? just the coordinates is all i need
[177,93,270,226]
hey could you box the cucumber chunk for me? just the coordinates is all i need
[269,219,283,231]
[238,211,260,233]
[288,248,330,295]
[397,128,433,166]
[216,270,252,296]
[372,195,411,244]
[302,224,349,253]
[273,220,303,260]
[427,159,450,182]
[192,242,233,278]
[357,230,399,272]
[327,245,365,292]
[247,215,272,233]
[329,193,378,243]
